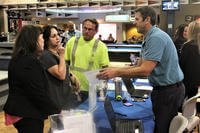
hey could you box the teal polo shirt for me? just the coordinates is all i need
[141,26,184,86]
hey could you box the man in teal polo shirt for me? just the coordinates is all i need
[65,18,109,102]
[97,7,185,133]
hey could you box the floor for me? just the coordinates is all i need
[0,112,50,133]
[0,111,199,133]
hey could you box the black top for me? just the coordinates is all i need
[174,38,187,58]
[40,50,71,110]
[179,40,200,97]
[4,54,60,119]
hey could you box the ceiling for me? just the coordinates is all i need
[1,0,199,19]
[1,0,199,11]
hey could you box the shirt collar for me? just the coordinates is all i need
[142,25,157,47]
[144,25,157,41]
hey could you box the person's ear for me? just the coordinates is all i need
[145,17,150,24]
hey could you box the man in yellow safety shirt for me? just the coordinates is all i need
[65,18,110,103]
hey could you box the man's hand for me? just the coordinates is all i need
[97,67,119,80]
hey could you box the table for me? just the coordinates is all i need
[105,91,154,133]
[51,78,154,133]
[77,90,154,133]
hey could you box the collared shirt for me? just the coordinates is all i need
[65,36,110,91]
[141,26,184,86]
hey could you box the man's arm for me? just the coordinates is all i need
[97,60,157,79]
[118,60,157,78]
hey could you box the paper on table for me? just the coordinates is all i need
[135,78,149,83]
[134,78,153,91]
[50,111,95,133]
[84,69,103,111]
[84,70,101,86]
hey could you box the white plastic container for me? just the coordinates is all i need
[50,110,96,133]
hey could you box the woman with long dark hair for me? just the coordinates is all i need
[174,24,188,57]
[40,25,80,109]
[3,25,60,133]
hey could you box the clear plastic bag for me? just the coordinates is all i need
[50,110,96,133]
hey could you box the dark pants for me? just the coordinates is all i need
[13,118,44,133]
[151,82,185,133]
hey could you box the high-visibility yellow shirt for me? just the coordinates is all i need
[65,36,110,91]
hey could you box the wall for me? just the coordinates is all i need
[0,10,4,33]
[158,4,200,36]
[37,13,125,42]
[174,4,200,29]
[79,13,125,42]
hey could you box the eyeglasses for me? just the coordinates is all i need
[50,34,60,38]
[83,27,95,32]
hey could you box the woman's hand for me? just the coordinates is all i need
[70,73,80,92]
[57,46,65,57]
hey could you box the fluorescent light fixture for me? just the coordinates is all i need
[46,7,121,14]
[105,14,130,22]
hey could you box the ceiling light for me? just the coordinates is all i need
[46,7,121,14]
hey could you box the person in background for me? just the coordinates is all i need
[40,25,80,109]
[97,6,185,133]
[61,21,81,45]
[127,35,138,44]
[174,24,188,57]
[107,33,115,42]
[179,21,200,99]
[65,18,109,103]
[3,25,60,133]
[98,34,102,41]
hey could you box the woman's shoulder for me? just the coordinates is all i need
[182,41,198,52]
[184,41,197,47]
[10,55,42,70]
[17,54,39,63]
[40,50,57,60]
[174,38,185,45]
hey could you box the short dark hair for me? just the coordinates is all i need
[43,25,58,49]
[12,25,43,59]
[135,6,156,25]
[82,18,99,31]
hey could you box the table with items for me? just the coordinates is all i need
[79,78,154,133]
[50,79,155,133]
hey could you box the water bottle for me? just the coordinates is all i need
[98,80,107,101]
[114,77,122,100]
[130,53,136,66]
